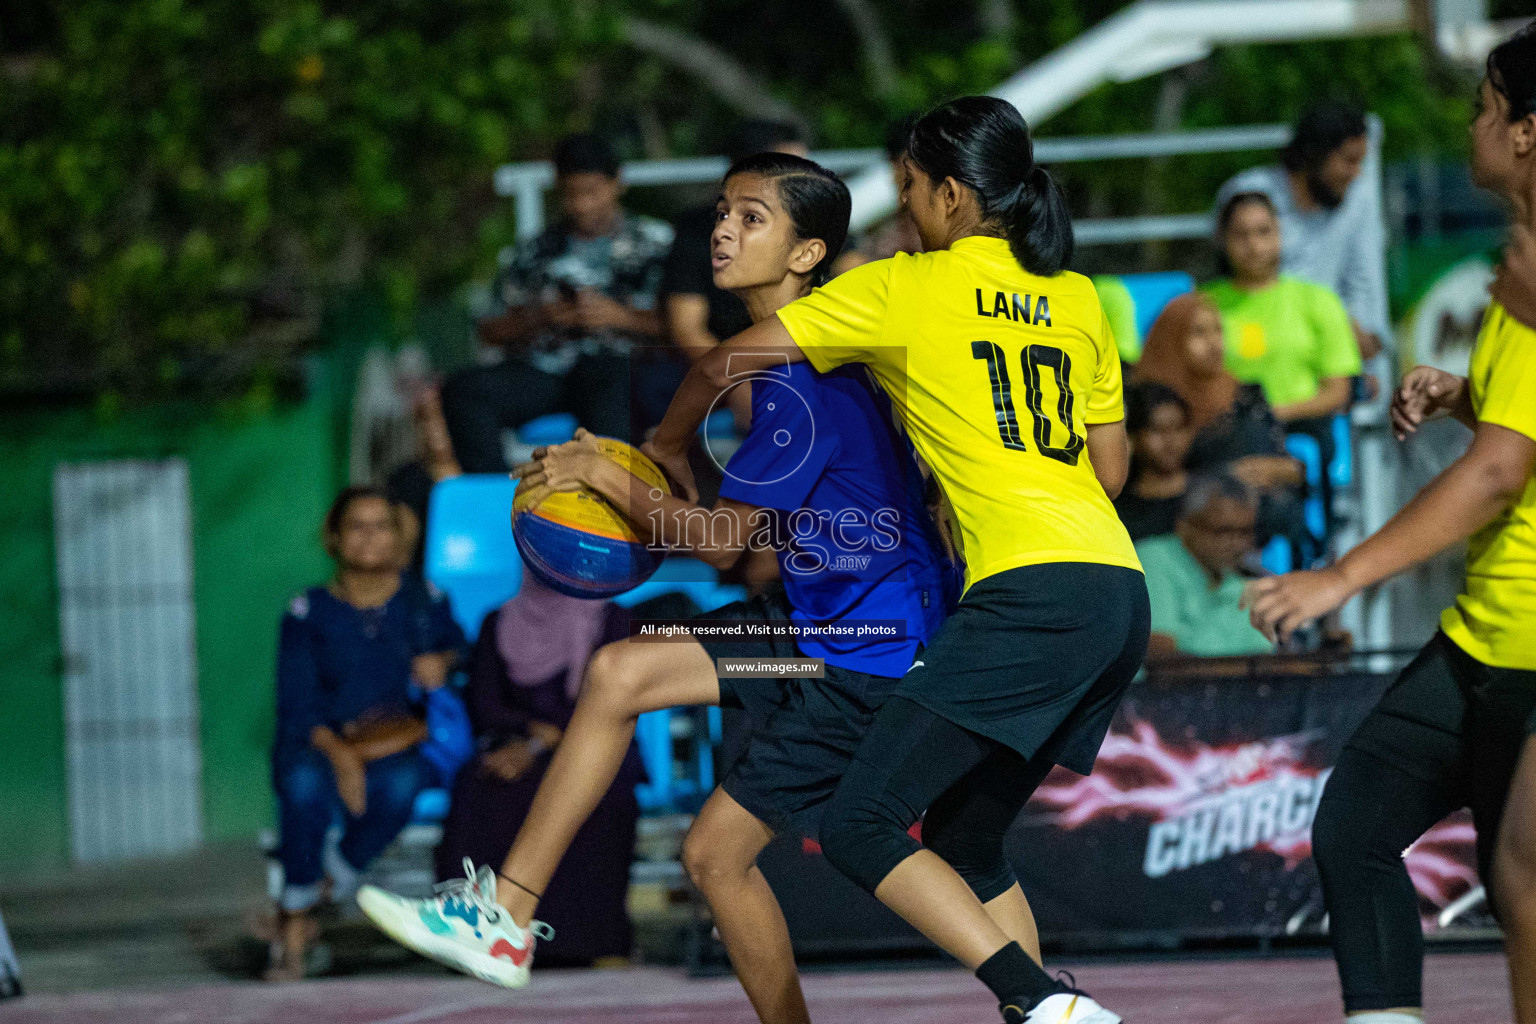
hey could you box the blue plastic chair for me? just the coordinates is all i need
[411,787,452,822]
[417,475,526,826]
[1330,413,1353,488]
[518,412,579,447]
[1120,271,1196,341]
[1284,433,1329,543]
[425,474,523,640]
[1260,535,1294,575]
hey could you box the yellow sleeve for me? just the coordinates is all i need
[1479,308,1536,442]
[1307,283,1364,380]
[776,258,893,374]
[1086,302,1127,424]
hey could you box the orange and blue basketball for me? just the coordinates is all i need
[511,437,668,599]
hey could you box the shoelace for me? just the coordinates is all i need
[431,859,555,941]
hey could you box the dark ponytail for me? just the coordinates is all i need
[723,152,851,286]
[905,96,1074,276]
[1488,20,1536,121]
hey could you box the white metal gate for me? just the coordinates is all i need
[52,460,204,864]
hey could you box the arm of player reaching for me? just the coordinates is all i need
[645,316,807,500]
[1243,420,1536,641]
[513,429,761,570]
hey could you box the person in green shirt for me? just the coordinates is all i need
[1203,191,1362,423]
[1138,473,1274,660]
[1093,274,1142,364]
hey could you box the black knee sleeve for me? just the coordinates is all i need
[922,815,1016,903]
[818,765,925,895]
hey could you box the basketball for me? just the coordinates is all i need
[511,436,670,599]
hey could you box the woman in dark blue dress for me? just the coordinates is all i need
[267,486,466,979]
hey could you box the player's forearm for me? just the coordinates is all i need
[651,316,805,456]
[1334,448,1525,595]
[671,325,720,363]
[584,459,689,548]
[1447,383,1477,430]
[583,459,744,566]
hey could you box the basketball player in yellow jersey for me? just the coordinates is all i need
[1247,24,1536,1024]
[647,97,1147,1024]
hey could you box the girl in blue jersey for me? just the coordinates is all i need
[359,153,1040,1023]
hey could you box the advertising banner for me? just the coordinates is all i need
[1009,670,1484,942]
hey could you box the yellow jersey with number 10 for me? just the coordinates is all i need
[1440,302,1536,670]
[778,236,1140,591]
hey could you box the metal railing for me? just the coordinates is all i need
[494,124,1294,245]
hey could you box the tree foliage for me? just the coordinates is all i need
[0,0,1485,399]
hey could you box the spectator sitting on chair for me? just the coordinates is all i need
[1204,192,1361,426]
[442,133,672,471]
[1138,474,1275,662]
[267,486,466,980]
[1216,102,1389,359]
[1115,382,1193,542]
[387,385,462,574]
[1135,293,1309,555]
[435,575,641,966]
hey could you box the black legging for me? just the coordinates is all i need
[819,697,1056,901]
[1312,633,1536,1013]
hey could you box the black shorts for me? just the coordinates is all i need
[691,590,903,838]
[894,562,1150,775]
[1342,630,1536,885]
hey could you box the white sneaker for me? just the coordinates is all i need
[357,859,553,989]
[1013,990,1123,1024]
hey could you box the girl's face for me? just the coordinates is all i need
[1134,402,1192,476]
[332,496,400,572]
[1223,201,1282,283]
[1469,77,1535,195]
[711,173,817,292]
[1184,305,1226,377]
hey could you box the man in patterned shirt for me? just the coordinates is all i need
[442,133,673,472]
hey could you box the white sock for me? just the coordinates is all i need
[1347,1013,1422,1024]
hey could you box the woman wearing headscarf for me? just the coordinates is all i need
[1136,293,1307,555]
[433,575,641,965]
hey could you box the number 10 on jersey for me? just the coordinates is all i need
[972,341,1085,466]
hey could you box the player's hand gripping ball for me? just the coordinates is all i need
[512,435,669,599]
